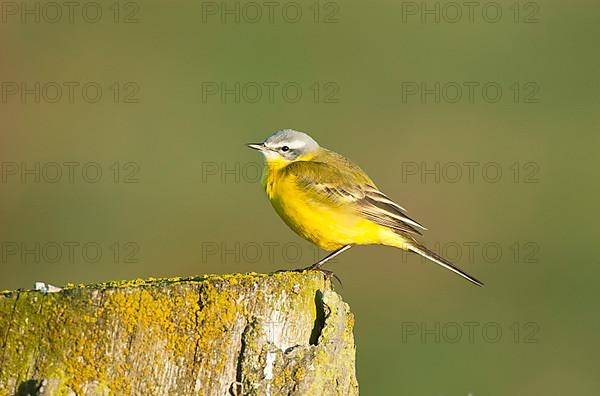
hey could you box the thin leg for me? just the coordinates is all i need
[308,245,352,270]
[272,245,352,288]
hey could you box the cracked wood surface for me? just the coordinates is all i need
[0,272,358,396]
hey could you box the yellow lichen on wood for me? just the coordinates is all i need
[0,272,358,395]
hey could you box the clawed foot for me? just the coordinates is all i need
[272,266,343,288]
[271,246,351,288]
[313,267,343,288]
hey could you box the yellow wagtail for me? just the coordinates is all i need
[247,129,483,286]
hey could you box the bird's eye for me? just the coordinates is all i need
[281,146,290,152]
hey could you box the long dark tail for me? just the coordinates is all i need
[408,244,484,287]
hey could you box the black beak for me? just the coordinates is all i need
[247,143,265,150]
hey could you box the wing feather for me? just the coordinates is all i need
[282,155,426,236]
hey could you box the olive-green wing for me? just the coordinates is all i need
[282,158,426,236]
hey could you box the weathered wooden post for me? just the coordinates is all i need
[0,272,358,395]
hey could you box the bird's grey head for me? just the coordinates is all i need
[247,129,320,161]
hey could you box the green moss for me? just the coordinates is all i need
[0,271,355,395]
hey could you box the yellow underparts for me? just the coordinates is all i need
[264,158,411,251]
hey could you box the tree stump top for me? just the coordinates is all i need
[0,271,358,396]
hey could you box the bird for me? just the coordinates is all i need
[247,129,483,286]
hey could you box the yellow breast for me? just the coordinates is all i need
[263,159,393,251]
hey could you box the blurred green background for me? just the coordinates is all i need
[1,0,599,394]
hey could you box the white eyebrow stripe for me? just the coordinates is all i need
[265,139,305,150]
[282,140,305,149]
